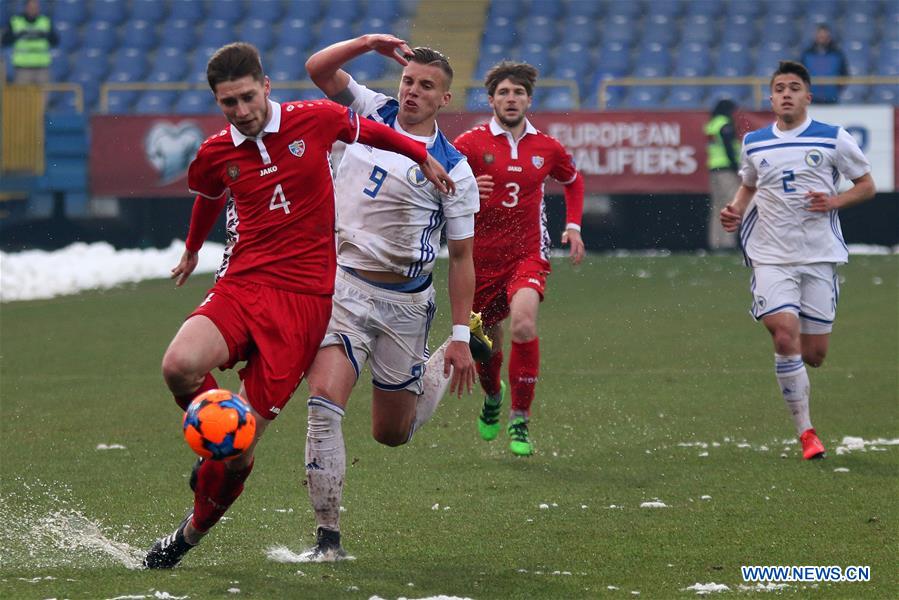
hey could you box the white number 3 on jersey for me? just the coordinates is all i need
[502,182,520,208]
[269,183,291,214]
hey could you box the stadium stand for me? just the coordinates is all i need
[0,0,888,114]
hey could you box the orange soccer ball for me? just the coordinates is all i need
[182,389,256,460]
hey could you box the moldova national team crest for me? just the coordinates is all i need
[532,155,545,168]
[483,152,494,164]
[289,140,306,158]
[227,164,240,180]
[406,165,428,187]
[805,149,823,167]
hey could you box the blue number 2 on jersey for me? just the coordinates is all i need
[782,169,796,193]
[363,166,388,198]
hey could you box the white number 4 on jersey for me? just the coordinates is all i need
[269,183,291,214]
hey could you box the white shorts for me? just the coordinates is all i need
[320,268,436,394]
[749,263,839,334]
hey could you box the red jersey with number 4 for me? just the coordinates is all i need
[454,119,578,275]
[188,100,360,295]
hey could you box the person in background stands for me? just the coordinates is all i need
[705,98,741,251]
[800,24,849,104]
[1,0,58,84]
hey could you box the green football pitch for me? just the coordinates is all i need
[1,255,896,599]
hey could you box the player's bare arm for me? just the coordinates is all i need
[445,236,477,396]
[420,154,455,196]
[306,34,412,97]
[721,184,757,232]
[475,174,494,200]
[171,249,199,287]
[806,172,876,212]
[561,228,586,265]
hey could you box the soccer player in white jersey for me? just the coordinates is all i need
[720,61,875,459]
[299,34,481,559]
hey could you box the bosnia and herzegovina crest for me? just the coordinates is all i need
[532,155,544,168]
[289,140,305,158]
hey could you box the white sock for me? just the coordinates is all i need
[305,396,346,532]
[775,353,812,435]
[410,338,453,438]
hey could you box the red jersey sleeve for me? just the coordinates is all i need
[308,100,360,145]
[549,138,578,185]
[187,143,227,200]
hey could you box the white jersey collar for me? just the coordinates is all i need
[230,99,281,146]
[773,114,812,139]
[489,116,537,139]
[394,116,438,148]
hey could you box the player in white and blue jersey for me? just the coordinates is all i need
[298,34,481,560]
[720,61,875,460]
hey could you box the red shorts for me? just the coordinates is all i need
[474,256,551,329]
[189,278,332,420]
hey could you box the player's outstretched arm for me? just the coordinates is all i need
[720,184,756,232]
[306,34,413,97]
[561,228,586,265]
[420,154,456,196]
[171,249,199,287]
[445,237,477,397]
[806,172,876,212]
[172,194,226,286]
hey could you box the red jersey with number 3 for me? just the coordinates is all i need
[188,100,360,295]
[453,119,578,276]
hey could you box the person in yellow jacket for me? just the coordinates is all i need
[705,98,741,250]
[1,0,58,84]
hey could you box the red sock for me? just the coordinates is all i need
[191,457,255,533]
[509,338,539,414]
[477,350,504,397]
[174,372,218,411]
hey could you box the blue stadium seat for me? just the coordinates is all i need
[215,0,246,24]
[73,47,109,79]
[364,0,403,19]
[652,0,684,19]
[719,15,757,46]
[92,0,127,25]
[169,0,205,21]
[347,53,386,81]
[482,19,519,47]
[105,92,134,115]
[680,15,717,44]
[316,19,354,50]
[601,15,638,45]
[554,43,594,79]
[755,42,790,76]
[529,0,565,19]
[54,20,80,52]
[673,43,712,77]
[685,0,724,18]
[285,0,322,22]
[324,0,361,22]
[522,16,557,46]
[47,90,80,114]
[708,85,751,106]
[773,0,805,18]
[120,20,157,51]
[566,0,602,18]
[634,44,672,77]
[49,49,69,81]
[878,41,899,69]
[840,85,870,103]
[488,1,521,21]
[134,91,176,114]
[163,19,196,52]
[280,19,315,50]
[716,44,752,77]
[51,0,88,25]
[70,71,100,110]
[535,86,576,111]
[253,0,284,22]
[82,21,119,52]
[759,15,798,45]
[466,88,490,111]
[805,0,840,20]
[564,15,597,45]
[725,0,762,19]
[173,90,218,114]
[628,86,667,108]
[869,86,898,104]
[268,46,306,81]
[111,48,148,79]
[148,48,189,81]
[605,0,642,19]
[520,43,553,73]
[840,13,877,44]
[596,41,631,76]
[666,86,704,108]
[238,19,275,52]
[131,0,168,22]
[199,20,237,50]
[642,15,678,47]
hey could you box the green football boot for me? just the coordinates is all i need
[477,380,505,441]
[507,417,533,456]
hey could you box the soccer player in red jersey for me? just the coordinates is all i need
[453,61,586,456]
[142,42,454,569]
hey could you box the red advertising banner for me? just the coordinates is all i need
[90,111,777,197]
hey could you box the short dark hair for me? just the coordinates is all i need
[484,61,539,97]
[207,42,265,91]
[770,60,812,89]
[409,47,453,87]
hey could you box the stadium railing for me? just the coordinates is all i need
[597,75,899,109]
